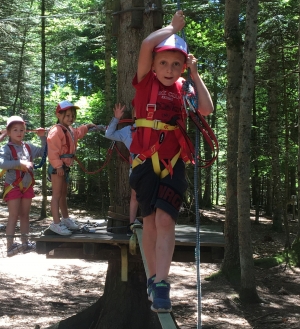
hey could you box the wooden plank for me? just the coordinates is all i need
[134,225,177,329]
[121,245,128,282]
[107,212,129,221]
[34,224,224,248]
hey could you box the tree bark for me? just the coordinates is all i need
[45,251,163,329]
[96,0,166,327]
[105,0,117,209]
[40,0,48,220]
[222,0,242,276]
[237,0,260,303]
[268,45,283,233]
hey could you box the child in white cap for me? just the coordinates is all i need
[0,116,46,256]
[129,10,214,312]
[47,100,95,235]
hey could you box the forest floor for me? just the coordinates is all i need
[0,197,299,329]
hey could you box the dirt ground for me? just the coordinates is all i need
[0,198,300,329]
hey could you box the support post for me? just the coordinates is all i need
[153,0,163,29]
[121,244,128,281]
[131,0,144,28]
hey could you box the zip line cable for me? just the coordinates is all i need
[176,1,202,328]
[0,11,100,22]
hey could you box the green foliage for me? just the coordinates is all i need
[254,256,283,269]
[291,238,300,267]
[0,0,299,214]
[205,267,241,285]
[204,269,223,281]
[254,246,300,269]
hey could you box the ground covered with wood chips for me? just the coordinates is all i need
[0,198,299,329]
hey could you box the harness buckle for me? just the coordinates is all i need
[146,104,156,112]
[134,154,146,165]
[152,120,161,130]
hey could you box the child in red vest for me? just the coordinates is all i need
[47,100,95,235]
[129,11,214,312]
[0,116,46,257]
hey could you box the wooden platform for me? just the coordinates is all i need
[34,224,224,263]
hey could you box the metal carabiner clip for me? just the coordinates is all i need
[185,96,196,113]
[182,95,190,116]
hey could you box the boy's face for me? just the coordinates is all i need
[7,123,26,144]
[152,50,186,86]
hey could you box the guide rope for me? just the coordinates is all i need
[177,2,202,328]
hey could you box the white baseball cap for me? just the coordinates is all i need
[154,34,188,58]
[56,100,80,114]
[6,116,25,128]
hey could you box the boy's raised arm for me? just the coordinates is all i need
[137,10,185,83]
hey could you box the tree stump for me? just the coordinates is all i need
[45,249,176,329]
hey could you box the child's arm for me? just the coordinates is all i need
[137,10,185,83]
[86,123,96,130]
[74,123,96,140]
[187,54,214,116]
[0,145,32,172]
[0,129,7,142]
[113,103,125,120]
[29,128,47,159]
[105,104,128,143]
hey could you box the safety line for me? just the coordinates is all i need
[177,1,202,327]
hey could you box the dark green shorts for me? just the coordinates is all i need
[129,158,188,220]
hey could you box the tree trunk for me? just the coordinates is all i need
[237,0,260,303]
[40,0,48,220]
[222,0,242,276]
[95,0,165,327]
[268,44,283,233]
[45,251,163,329]
[252,94,260,224]
[105,0,116,208]
[292,7,300,266]
[93,251,162,328]
[281,40,291,247]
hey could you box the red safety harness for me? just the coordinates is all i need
[132,78,218,178]
[2,143,35,199]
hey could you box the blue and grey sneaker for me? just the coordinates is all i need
[151,280,172,313]
[7,242,25,257]
[22,241,36,254]
[147,274,156,301]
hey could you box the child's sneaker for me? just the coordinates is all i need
[134,218,143,226]
[147,274,156,301]
[49,222,72,235]
[22,241,36,253]
[151,280,172,313]
[61,217,79,230]
[7,242,24,257]
[127,225,133,237]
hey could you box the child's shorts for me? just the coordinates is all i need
[129,158,188,220]
[4,184,35,202]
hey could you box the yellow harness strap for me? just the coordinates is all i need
[2,174,32,199]
[151,149,182,179]
[0,170,6,179]
[135,119,178,131]
[133,119,185,178]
